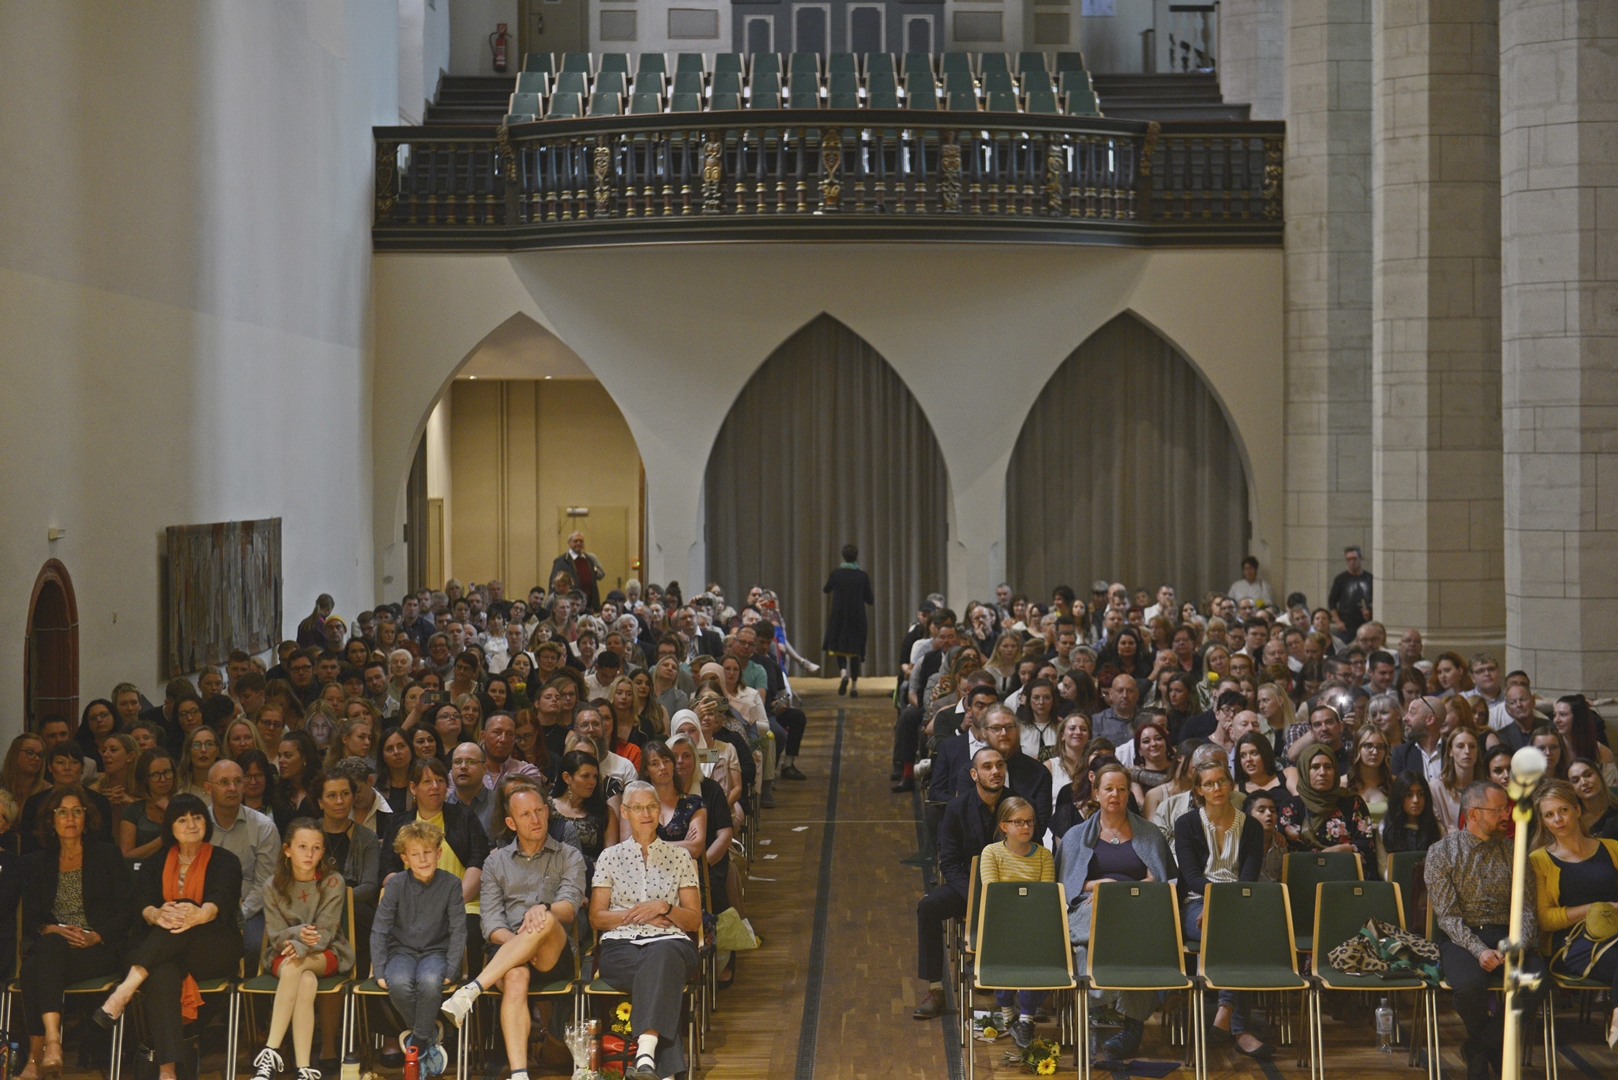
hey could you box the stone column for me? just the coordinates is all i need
[1500,0,1618,696]
[1220,0,1285,120]
[1284,0,1374,608]
[1370,0,1504,649]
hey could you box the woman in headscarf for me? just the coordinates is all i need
[1278,744,1379,876]
[670,710,741,824]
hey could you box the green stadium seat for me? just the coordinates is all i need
[503,113,537,125]
[749,90,782,109]
[788,90,820,109]
[902,52,933,77]
[940,52,973,75]
[829,71,859,97]
[588,92,623,116]
[637,52,669,75]
[865,53,896,78]
[632,70,665,96]
[982,70,1014,94]
[508,92,543,117]
[670,91,703,112]
[1025,90,1059,114]
[1063,90,1100,116]
[827,52,859,76]
[521,52,555,75]
[709,90,743,110]
[672,70,705,96]
[789,71,820,96]
[979,52,1010,75]
[1017,51,1049,74]
[554,70,589,97]
[828,90,860,109]
[985,89,1019,112]
[866,70,898,96]
[714,53,746,76]
[629,92,663,114]
[752,53,782,77]
[942,70,976,94]
[546,92,582,118]
[868,88,899,109]
[945,90,978,112]
[751,72,782,98]
[594,70,627,96]
[598,53,631,75]
[788,52,819,75]
[1020,70,1054,95]
[515,71,550,96]
[676,52,708,74]
[560,52,592,74]
[1054,51,1086,73]
[906,84,939,110]
[712,70,743,96]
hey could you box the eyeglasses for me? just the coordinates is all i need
[147,769,174,780]
[52,806,86,817]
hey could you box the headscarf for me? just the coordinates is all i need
[670,710,707,749]
[1296,744,1346,849]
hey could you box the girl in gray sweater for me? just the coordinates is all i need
[251,820,355,1080]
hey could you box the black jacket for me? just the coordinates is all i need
[937,789,1004,898]
[928,730,973,804]
[133,843,244,924]
[821,566,874,657]
[952,749,1052,840]
[23,840,134,953]
[379,800,490,878]
[1172,809,1265,900]
[1389,740,1436,780]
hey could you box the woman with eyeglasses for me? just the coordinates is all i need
[1,734,49,802]
[18,786,130,1080]
[120,749,177,861]
[1344,726,1394,825]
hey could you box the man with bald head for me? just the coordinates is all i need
[1391,696,1445,783]
[207,759,279,965]
[1091,674,1141,745]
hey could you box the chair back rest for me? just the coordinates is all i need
[788,90,820,109]
[1385,849,1426,929]
[515,71,550,96]
[554,71,589,97]
[560,52,593,74]
[788,52,820,75]
[547,92,582,119]
[828,91,861,109]
[637,52,669,75]
[940,52,974,75]
[1088,880,1185,979]
[982,71,1015,95]
[509,92,543,117]
[632,71,665,96]
[1017,51,1049,74]
[943,70,976,94]
[629,92,663,115]
[789,71,820,95]
[964,856,981,950]
[901,52,934,77]
[827,52,859,76]
[828,71,860,96]
[1312,880,1404,958]
[752,53,783,77]
[709,91,742,111]
[865,53,897,78]
[975,882,1074,986]
[1283,850,1363,939]
[945,90,979,112]
[985,90,1019,113]
[867,88,899,110]
[1054,52,1087,73]
[598,53,631,75]
[1201,882,1298,974]
[866,70,898,96]
[669,92,703,113]
[1020,71,1054,95]
[594,71,627,97]
[672,70,705,96]
[713,53,746,76]
[1025,90,1059,114]
[522,53,555,75]
[979,52,1010,75]
[588,92,623,116]
[711,71,743,97]
[751,71,782,97]
[749,91,782,109]
[675,53,709,75]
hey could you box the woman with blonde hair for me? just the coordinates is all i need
[224,719,268,762]
[984,631,1024,697]
[1343,726,1394,824]
[92,733,141,812]
[1256,682,1296,746]
[324,716,375,769]
[1,733,49,801]
[604,675,647,763]
[631,668,668,738]
[1530,779,1618,1048]
[177,727,221,799]
[1047,713,1092,800]
[1430,727,1483,834]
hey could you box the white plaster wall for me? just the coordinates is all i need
[450,0,518,74]
[591,1,733,57]
[0,0,396,725]
[372,246,1284,613]
[400,0,452,123]
[426,393,454,575]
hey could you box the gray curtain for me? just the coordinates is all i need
[705,314,949,677]
[1006,313,1250,605]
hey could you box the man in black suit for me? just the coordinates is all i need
[550,531,607,612]
[927,682,1002,805]
[672,606,723,661]
[952,705,1052,841]
[913,746,1006,1020]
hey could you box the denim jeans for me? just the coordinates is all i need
[384,953,453,1045]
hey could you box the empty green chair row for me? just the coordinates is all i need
[520,50,1086,81]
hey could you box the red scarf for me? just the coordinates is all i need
[162,843,212,1022]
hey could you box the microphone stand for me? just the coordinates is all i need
[1500,752,1547,1080]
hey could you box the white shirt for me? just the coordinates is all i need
[1019,717,1060,761]
[601,751,639,788]
[1228,577,1276,607]
[591,838,700,943]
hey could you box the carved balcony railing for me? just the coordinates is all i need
[372,113,1283,250]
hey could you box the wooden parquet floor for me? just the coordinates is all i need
[50,679,1618,1080]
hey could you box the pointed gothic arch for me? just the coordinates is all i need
[704,314,949,676]
[1006,312,1251,604]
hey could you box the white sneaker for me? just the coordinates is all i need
[251,1047,284,1080]
[439,982,480,1028]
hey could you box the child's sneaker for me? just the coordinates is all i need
[419,1043,447,1077]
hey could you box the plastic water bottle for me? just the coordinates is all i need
[1376,997,1394,1052]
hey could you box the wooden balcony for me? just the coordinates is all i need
[371,112,1284,251]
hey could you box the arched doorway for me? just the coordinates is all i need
[1006,313,1251,603]
[704,314,949,676]
[25,559,79,730]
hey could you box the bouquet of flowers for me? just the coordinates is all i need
[611,1001,633,1036]
[1021,1037,1060,1075]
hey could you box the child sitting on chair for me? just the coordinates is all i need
[371,820,465,1077]
[978,796,1056,1050]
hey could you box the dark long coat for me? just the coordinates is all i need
[821,566,874,658]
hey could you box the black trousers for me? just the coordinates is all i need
[892,704,925,772]
[1438,926,1547,1052]
[596,937,699,1078]
[916,885,967,982]
[19,934,122,1035]
[126,920,241,1065]
[465,914,483,975]
[777,707,808,756]
[836,656,863,679]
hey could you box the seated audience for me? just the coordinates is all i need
[978,796,1055,1049]
[1530,780,1618,1051]
[120,748,177,860]
[205,760,279,967]
[1280,745,1378,874]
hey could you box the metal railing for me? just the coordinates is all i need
[372,111,1282,249]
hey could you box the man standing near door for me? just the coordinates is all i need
[551,532,606,613]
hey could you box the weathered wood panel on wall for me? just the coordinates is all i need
[166,519,282,674]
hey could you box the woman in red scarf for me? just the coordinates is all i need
[93,793,243,1080]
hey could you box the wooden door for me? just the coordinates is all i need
[25,560,78,730]
[520,0,588,58]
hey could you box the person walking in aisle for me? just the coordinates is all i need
[823,544,874,697]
